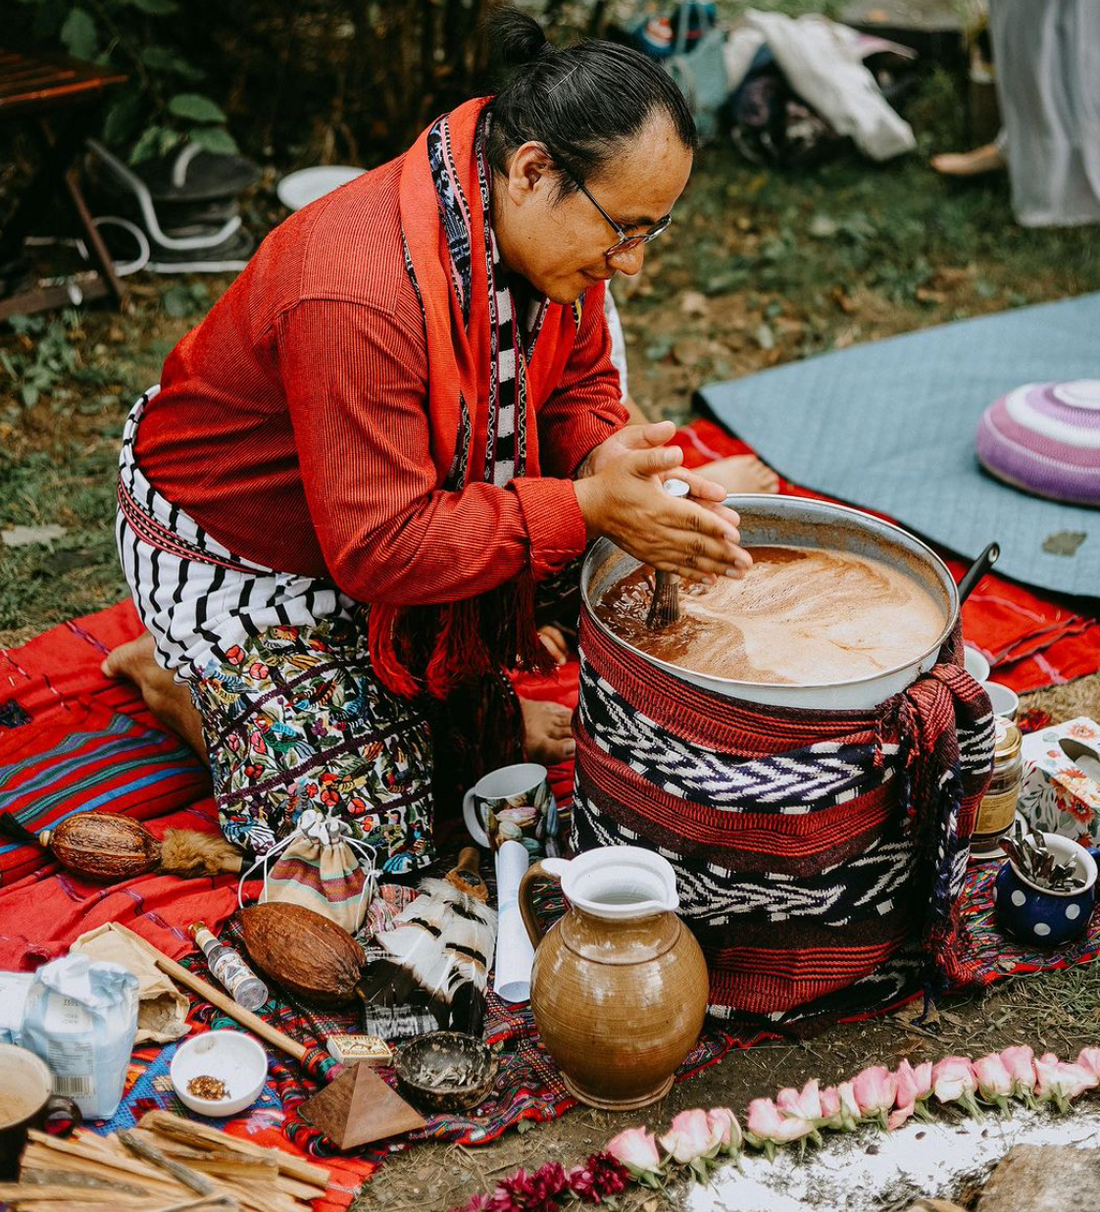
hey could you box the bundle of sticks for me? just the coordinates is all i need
[2,1111,330,1212]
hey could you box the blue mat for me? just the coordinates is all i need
[698,293,1100,598]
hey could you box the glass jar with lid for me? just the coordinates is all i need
[970,717,1023,860]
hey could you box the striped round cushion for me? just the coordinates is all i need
[976,380,1100,507]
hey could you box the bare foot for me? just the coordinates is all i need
[102,632,208,762]
[931,143,1006,177]
[703,454,780,495]
[538,624,573,666]
[520,697,575,765]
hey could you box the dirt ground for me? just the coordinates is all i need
[3,57,1100,1212]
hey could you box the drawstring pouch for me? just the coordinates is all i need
[238,809,378,934]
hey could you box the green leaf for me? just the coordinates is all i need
[187,125,238,156]
[157,128,182,157]
[167,93,226,124]
[140,45,202,80]
[130,125,166,164]
[21,384,39,409]
[128,0,179,13]
[6,315,42,336]
[102,91,143,146]
[60,7,97,60]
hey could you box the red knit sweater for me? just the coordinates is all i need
[137,157,627,607]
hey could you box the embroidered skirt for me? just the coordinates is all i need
[115,389,435,872]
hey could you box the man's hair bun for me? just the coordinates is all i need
[487,7,554,72]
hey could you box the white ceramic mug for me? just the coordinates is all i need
[462,762,559,857]
[0,1044,81,1179]
[982,679,1019,720]
[964,644,991,683]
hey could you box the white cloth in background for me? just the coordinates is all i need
[991,0,1100,227]
[723,10,916,161]
[603,287,629,402]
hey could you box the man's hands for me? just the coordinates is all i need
[574,426,752,583]
[578,420,680,479]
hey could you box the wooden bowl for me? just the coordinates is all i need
[394,1031,497,1113]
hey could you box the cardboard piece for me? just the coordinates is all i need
[298,1063,425,1150]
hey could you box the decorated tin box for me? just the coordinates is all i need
[1019,717,1100,845]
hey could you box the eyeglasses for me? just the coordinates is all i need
[565,171,673,258]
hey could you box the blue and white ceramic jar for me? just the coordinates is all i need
[994,832,1098,947]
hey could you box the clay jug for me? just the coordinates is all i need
[519,845,708,1110]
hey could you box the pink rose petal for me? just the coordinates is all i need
[705,1107,742,1154]
[607,1126,662,1175]
[1077,1047,1100,1082]
[745,1097,815,1144]
[931,1056,978,1105]
[972,1054,1013,1102]
[659,1109,720,1165]
[894,1060,933,1109]
[852,1065,897,1119]
[776,1079,823,1122]
[1000,1045,1037,1097]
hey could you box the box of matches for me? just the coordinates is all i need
[326,1033,393,1065]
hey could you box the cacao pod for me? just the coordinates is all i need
[42,812,161,881]
[241,902,364,1006]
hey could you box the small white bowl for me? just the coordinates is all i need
[276,166,365,211]
[170,1031,267,1117]
[964,644,991,683]
[981,679,1019,720]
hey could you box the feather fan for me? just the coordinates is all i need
[358,848,496,1036]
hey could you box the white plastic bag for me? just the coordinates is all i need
[22,954,139,1119]
[0,971,33,1045]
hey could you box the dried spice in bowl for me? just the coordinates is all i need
[186,1075,228,1100]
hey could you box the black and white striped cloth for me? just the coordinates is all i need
[116,387,354,680]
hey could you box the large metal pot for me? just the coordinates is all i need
[580,496,959,712]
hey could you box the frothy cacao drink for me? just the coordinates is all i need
[595,546,945,685]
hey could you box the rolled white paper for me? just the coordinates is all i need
[493,839,536,1004]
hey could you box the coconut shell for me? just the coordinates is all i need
[241,902,364,1006]
[41,812,161,881]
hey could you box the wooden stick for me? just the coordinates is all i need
[270,1174,324,1201]
[139,1113,330,1188]
[213,1179,301,1212]
[118,1133,275,1181]
[108,923,308,1063]
[18,1160,166,1195]
[11,1202,168,1212]
[10,1168,148,1196]
[24,1133,178,1192]
[0,1187,123,1201]
[119,1131,216,1197]
[176,1158,276,1182]
[144,1198,237,1212]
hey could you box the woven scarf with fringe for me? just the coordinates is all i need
[372,98,585,701]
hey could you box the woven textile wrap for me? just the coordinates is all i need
[572,611,995,1029]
